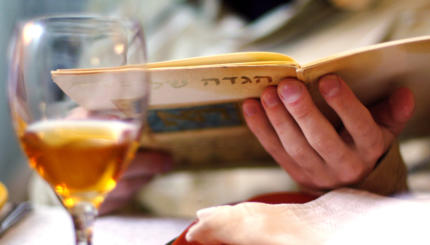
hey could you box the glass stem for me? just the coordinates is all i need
[70,202,98,245]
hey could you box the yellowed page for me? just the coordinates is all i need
[51,36,430,168]
[147,51,296,68]
[300,35,430,137]
[52,54,297,168]
[52,52,298,109]
[149,64,297,109]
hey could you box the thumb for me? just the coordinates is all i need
[371,87,415,136]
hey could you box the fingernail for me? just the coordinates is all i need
[262,92,279,108]
[319,75,340,97]
[243,102,258,116]
[279,81,303,104]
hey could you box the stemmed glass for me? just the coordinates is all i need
[7,16,149,244]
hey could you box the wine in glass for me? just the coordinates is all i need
[8,16,149,244]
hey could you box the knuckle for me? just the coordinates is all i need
[374,132,385,152]
[337,162,365,184]
[323,90,343,106]
[287,145,308,162]
[364,132,385,162]
[248,123,263,136]
[352,114,380,142]
[290,105,312,120]
[293,174,311,187]
[333,147,351,164]
[285,168,309,186]
[355,120,374,139]
[312,177,336,189]
[311,136,337,156]
[309,135,324,151]
[311,135,327,151]
[263,86,277,95]
[264,145,285,161]
[271,116,286,129]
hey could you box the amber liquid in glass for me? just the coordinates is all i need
[20,120,137,209]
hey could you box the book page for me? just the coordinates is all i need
[300,35,430,137]
[52,52,299,109]
[51,61,297,167]
[149,64,297,108]
[50,36,430,168]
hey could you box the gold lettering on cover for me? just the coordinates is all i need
[254,76,272,83]
[201,78,220,86]
[222,77,238,84]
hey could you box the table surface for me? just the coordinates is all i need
[0,205,192,245]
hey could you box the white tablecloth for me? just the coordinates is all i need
[0,205,191,245]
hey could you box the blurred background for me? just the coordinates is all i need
[1,0,430,217]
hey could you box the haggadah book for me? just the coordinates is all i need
[52,35,430,169]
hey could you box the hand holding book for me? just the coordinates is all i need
[242,74,414,192]
[50,35,430,212]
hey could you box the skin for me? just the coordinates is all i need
[99,150,173,215]
[242,74,415,192]
[100,74,415,213]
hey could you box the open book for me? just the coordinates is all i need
[52,35,430,169]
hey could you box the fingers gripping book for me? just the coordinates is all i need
[52,36,430,169]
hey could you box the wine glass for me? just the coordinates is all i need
[7,16,149,244]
